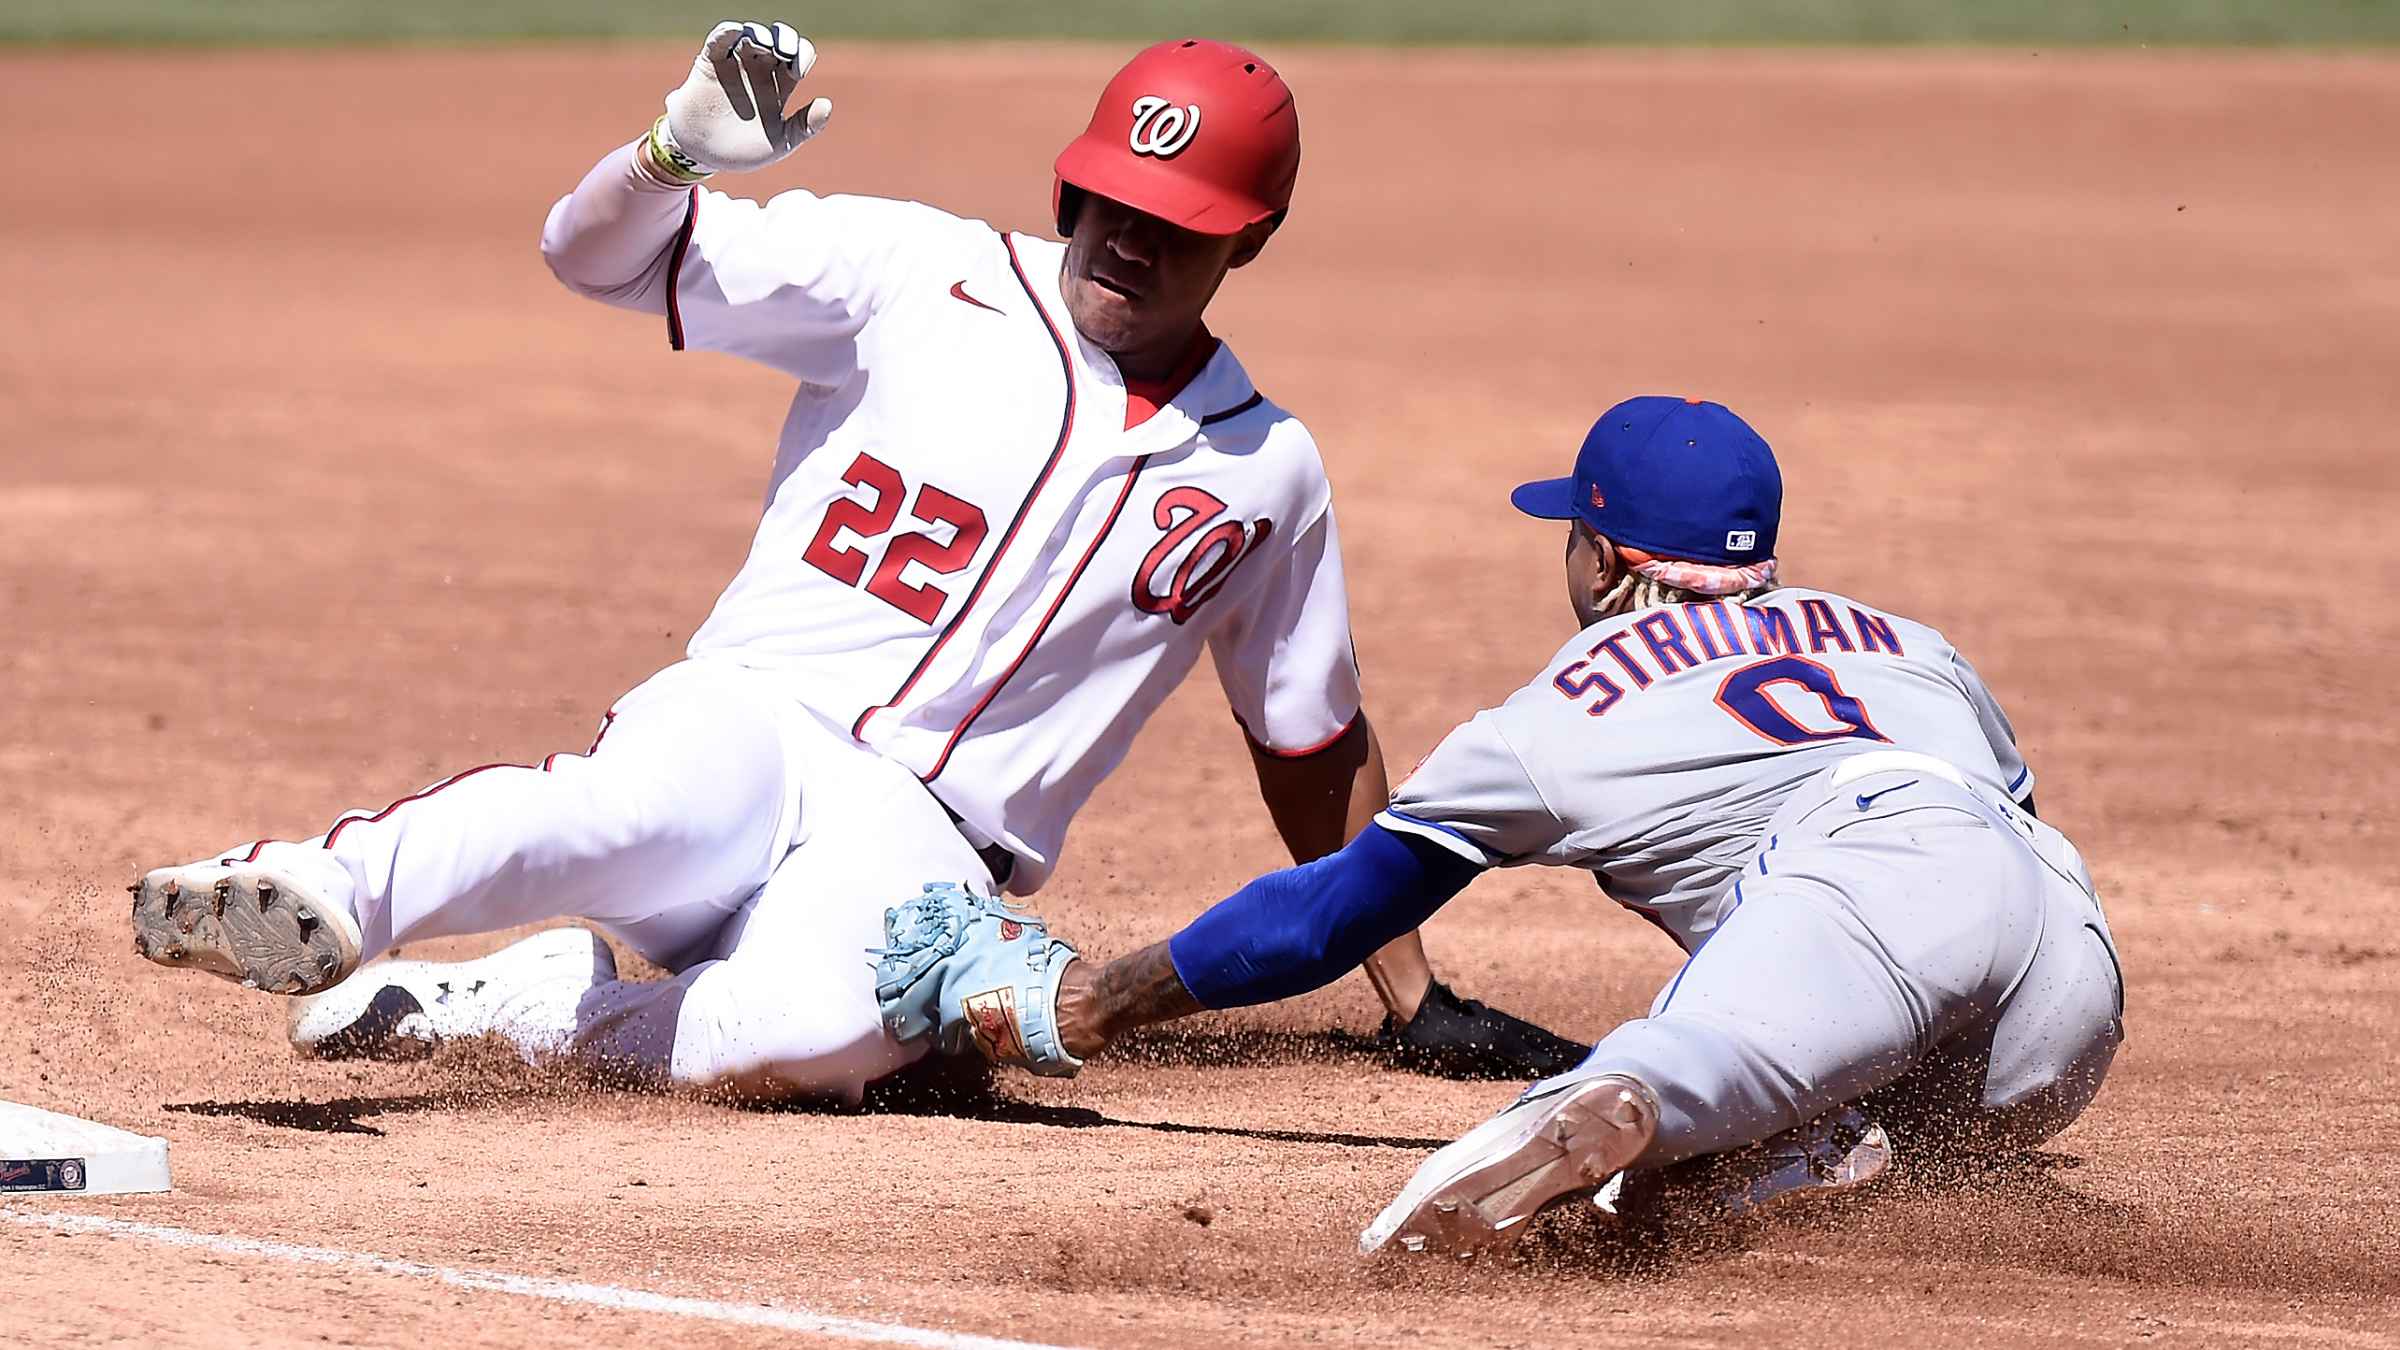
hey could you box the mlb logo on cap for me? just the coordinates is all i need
[1509,396,1783,566]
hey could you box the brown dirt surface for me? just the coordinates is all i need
[5,43,2398,1350]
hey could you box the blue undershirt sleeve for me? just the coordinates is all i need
[1166,823,1486,1010]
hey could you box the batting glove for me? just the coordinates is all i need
[645,20,833,183]
[872,883,1085,1078]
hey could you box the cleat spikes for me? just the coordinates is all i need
[128,862,361,995]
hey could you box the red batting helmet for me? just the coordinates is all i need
[1053,38,1301,238]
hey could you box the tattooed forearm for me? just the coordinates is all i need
[1055,939,1204,1059]
[1096,940,1205,1033]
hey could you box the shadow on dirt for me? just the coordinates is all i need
[163,1095,452,1137]
[1105,1025,1390,1070]
[160,1057,1451,1151]
[847,1053,1450,1149]
[884,1096,1452,1151]
[1102,1022,1573,1081]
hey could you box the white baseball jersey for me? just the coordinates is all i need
[1376,588,2032,950]
[548,166,1360,893]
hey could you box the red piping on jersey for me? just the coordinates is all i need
[1122,330,1218,430]
[924,453,1154,782]
[853,233,1081,742]
[1240,709,1363,760]
[321,763,524,849]
[543,709,617,771]
[664,186,699,352]
[291,710,618,854]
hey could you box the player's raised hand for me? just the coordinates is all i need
[646,20,833,181]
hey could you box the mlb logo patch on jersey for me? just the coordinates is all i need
[1726,530,1759,553]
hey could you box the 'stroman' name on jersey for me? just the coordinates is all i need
[1553,597,1904,719]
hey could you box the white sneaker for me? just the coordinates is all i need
[287,927,616,1062]
[131,859,363,996]
[1361,1073,1659,1258]
[1607,1103,1893,1232]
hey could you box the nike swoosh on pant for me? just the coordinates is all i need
[1854,779,1919,811]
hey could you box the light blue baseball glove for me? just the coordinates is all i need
[872,882,1084,1078]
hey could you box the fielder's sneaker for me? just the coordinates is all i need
[130,858,363,996]
[1360,1072,1659,1258]
[287,926,615,1062]
[1607,1102,1892,1233]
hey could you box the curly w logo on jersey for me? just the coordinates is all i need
[1133,487,1273,625]
[1128,96,1203,157]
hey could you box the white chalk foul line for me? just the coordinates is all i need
[3,1208,1079,1350]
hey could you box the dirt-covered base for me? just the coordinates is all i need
[4,44,2395,1349]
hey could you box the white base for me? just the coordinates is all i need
[0,1101,172,1196]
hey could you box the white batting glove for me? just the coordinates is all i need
[643,20,833,183]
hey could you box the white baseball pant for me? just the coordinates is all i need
[221,657,992,1103]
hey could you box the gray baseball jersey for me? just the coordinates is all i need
[1376,587,2034,952]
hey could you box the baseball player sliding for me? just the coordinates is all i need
[876,396,2127,1252]
[129,27,1582,1099]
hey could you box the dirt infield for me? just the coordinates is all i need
[4,43,2397,1349]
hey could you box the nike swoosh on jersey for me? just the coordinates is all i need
[1854,779,1919,811]
[948,280,1003,314]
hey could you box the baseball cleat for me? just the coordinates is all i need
[288,926,615,1061]
[131,861,362,996]
[1361,1072,1659,1258]
[1605,1103,1893,1235]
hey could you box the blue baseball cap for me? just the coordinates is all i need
[1509,396,1782,565]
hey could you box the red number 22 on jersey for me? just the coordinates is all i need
[800,453,990,624]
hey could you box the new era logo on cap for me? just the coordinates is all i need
[1726,530,1759,553]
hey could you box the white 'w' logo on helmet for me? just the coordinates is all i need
[1128,95,1202,158]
